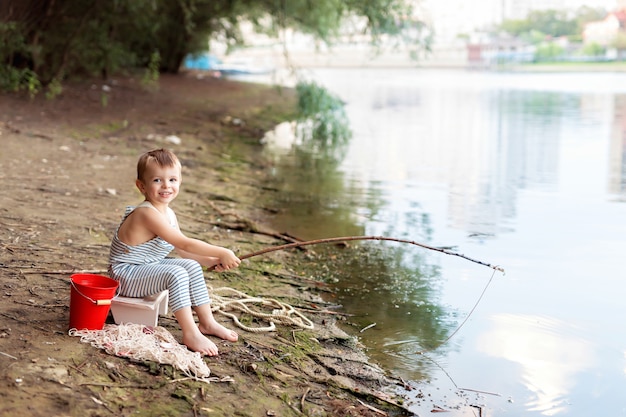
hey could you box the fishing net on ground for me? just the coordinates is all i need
[69,323,214,381]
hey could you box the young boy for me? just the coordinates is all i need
[108,148,240,356]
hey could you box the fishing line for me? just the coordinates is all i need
[416,268,499,355]
[416,353,488,417]
[235,235,503,417]
[235,235,504,350]
[413,269,501,417]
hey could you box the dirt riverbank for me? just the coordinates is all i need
[0,74,419,417]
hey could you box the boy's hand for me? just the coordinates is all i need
[215,249,241,271]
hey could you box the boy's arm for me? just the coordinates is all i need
[172,238,240,270]
[175,248,221,268]
[139,208,241,269]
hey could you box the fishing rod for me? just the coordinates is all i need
[234,234,505,355]
[237,235,505,273]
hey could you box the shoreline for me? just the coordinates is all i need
[0,74,418,417]
[210,44,626,73]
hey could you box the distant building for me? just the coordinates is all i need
[424,0,619,44]
[467,36,534,68]
[583,8,626,46]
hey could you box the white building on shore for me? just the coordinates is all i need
[421,0,623,67]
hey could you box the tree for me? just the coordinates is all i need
[580,42,605,56]
[497,7,608,44]
[612,32,626,55]
[574,5,608,34]
[0,0,426,93]
[534,42,565,61]
[0,1,163,86]
[527,9,576,38]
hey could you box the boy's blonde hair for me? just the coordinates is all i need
[137,148,181,181]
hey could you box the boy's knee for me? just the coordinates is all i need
[166,267,189,284]
[179,260,203,276]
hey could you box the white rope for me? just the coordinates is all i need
[69,323,213,381]
[209,287,314,333]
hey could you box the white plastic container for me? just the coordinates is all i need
[110,290,169,327]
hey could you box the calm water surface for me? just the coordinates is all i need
[256,69,626,416]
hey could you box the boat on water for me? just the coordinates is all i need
[183,54,274,76]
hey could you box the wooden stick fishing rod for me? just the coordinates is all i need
[237,235,504,272]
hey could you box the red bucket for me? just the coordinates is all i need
[69,273,119,330]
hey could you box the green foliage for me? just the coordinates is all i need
[535,42,565,61]
[0,66,37,95]
[612,32,626,51]
[526,29,550,44]
[23,69,41,98]
[142,51,161,90]
[239,0,417,45]
[0,22,40,94]
[527,10,577,38]
[580,42,605,56]
[101,91,109,108]
[0,0,424,94]
[45,77,63,100]
[498,7,608,43]
[295,80,351,160]
[573,5,609,34]
[499,18,533,37]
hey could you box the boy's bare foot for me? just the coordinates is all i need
[199,319,239,342]
[182,332,220,356]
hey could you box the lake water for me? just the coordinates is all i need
[253,68,626,416]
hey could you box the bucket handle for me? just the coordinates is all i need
[71,279,118,306]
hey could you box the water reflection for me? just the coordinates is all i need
[609,95,626,199]
[477,314,593,416]
[262,121,384,239]
[258,69,626,416]
[300,243,454,380]
[262,117,456,378]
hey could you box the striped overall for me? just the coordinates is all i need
[108,201,210,312]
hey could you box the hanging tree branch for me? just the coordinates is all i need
[237,235,505,273]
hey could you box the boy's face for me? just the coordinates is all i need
[136,161,182,205]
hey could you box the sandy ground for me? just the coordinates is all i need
[0,74,417,417]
